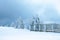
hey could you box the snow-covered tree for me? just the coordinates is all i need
[29,16,40,31]
[29,20,34,31]
[29,17,35,31]
[35,16,40,31]
[14,17,24,29]
[10,22,16,27]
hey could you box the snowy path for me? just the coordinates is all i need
[0,27,60,40]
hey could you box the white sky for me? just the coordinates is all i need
[32,0,60,13]
[16,0,60,23]
[23,0,60,15]
[16,0,60,15]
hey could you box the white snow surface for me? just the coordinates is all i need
[0,26,60,40]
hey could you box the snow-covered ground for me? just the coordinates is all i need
[0,26,60,40]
